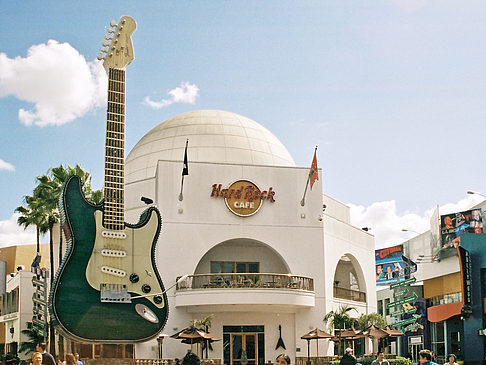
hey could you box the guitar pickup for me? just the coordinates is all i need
[100,283,132,303]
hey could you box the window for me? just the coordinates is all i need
[377,300,384,316]
[349,272,359,291]
[431,322,445,364]
[211,262,259,273]
[385,298,390,316]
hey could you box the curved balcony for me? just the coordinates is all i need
[174,273,315,310]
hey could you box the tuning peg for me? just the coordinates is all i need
[100,47,107,53]
[97,54,104,60]
[105,34,112,40]
[107,27,115,34]
[102,40,110,47]
[110,20,117,27]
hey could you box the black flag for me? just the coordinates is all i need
[182,139,189,176]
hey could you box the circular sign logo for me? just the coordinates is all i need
[225,180,263,217]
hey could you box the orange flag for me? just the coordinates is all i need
[309,149,318,190]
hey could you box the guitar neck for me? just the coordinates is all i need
[103,68,125,230]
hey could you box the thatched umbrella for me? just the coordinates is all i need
[171,327,221,357]
[301,328,332,363]
[339,328,365,354]
[363,325,389,353]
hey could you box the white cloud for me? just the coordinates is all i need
[0,40,107,127]
[0,213,39,247]
[143,82,199,109]
[0,159,15,171]
[349,195,484,249]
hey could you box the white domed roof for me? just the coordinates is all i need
[125,110,295,183]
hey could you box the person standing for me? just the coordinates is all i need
[35,343,56,365]
[419,350,439,365]
[371,352,389,365]
[340,348,357,365]
[73,354,83,365]
[444,354,458,365]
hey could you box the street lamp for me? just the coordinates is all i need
[401,229,420,235]
[467,191,486,198]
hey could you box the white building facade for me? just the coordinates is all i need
[123,110,377,363]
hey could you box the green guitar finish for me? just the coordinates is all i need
[49,175,168,342]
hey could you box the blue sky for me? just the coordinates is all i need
[1,1,485,247]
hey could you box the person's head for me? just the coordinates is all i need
[65,353,76,365]
[276,354,290,365]
[448,354,456,363]
[74,353,80,361]
[376,265,383,274]
[377,353,385,361]
[472,210,480,220]
[386,266,392,273]
[419,350,432,364]
[36,343,47,353]
[181,351,200,365]
[345,348,353,355]
[31,352,42,365]
[444,216,453,227]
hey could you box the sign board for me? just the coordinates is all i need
[408,335,423,345]
[210,180,275,217]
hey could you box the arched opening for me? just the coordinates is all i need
[333,254,366,302]
[194,238,290,275]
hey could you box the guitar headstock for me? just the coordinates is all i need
[97,16,137,73]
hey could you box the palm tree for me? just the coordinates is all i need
[34,164,102,357]
[323,305,357,355]
[15,194,49,253]
[18,322,45,355]
[355,313,386,331]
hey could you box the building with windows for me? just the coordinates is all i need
[375,200,486,364]
[123,110,377,363]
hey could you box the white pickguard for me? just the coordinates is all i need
[86,210,165,308]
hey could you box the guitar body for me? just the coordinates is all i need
[49,175,168,342]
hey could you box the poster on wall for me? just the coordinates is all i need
[375,245,405,286]
[440,208,483,250]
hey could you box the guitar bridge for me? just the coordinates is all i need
[100,284,132,303]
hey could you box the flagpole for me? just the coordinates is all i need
[179,175,185,201]
[300,146,318,207]
[300,174,310,206]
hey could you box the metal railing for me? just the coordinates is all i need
[176,273,314,291]
[333,286,366,302]
[429,291,462,306]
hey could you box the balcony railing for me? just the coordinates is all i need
[333,286,366,303]
[176,273,314,291]
[429,291,462,306]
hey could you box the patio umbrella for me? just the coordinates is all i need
[171,327,221,357]
[383,326,404,337]
[339,328,364,354]
[301,328,332,362]
[363,325,389,353]
[381,326,403,353]
[329,328,364,355]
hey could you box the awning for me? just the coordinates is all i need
[427,302,462,322]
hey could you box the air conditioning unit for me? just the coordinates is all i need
[478,329,486,336]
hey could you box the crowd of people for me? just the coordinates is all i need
[22,344,462,365]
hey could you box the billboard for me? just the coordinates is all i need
[376,245,405,286]
[440,208,483,250]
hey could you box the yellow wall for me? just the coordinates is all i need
[423,272,462,298]
[0,243,51,276]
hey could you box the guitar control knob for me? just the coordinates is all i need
[142,284,151,293]
[129,274,139,283]
[153,296,163,304]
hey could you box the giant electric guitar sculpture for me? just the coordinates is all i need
[49,16,168,342]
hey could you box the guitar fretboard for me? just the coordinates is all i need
[103,68,125,230]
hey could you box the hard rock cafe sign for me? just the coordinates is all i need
[210,180,275,217]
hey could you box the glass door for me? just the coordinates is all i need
[231,334,257,365]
